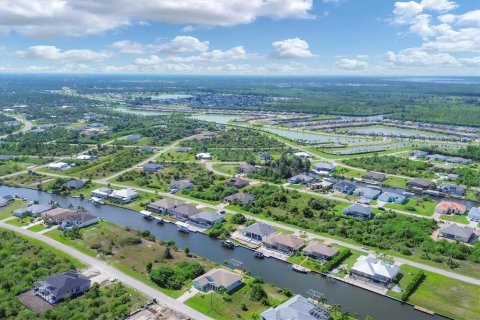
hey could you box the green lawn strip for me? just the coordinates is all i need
[385,198,436,216]
[178,192,222,206]
[45,228,98,257]
[0,199,27,220]
[388,264,480,320]
[27,224,46,232]
[287,254,323,273]
[157,150,196,162]
[440,214,469,224]
[287,183,305,190]
[69,182,105,197]
[382,176,409,189]
[211,163,238,176]
[5,217,33,227]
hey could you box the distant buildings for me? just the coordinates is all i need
[146,198,183,214]
[169,179,194,191]
[34,271,91,304]
[195,152,212,160]
[225,177,249,188]
[350,256,399,285]
[169,204,201,221]
[124,133,142,141]
[64,179,85,190]
[438,184,465,196]
[261,295,331,320]
[407,178,433,191]
[288,174,314,184]
[190,211,225,227]
[42,207,97,230]
[293,151,312,159]
[259,152,272,162]
[238,162,257,174]
[109,188,139,203]
[91,187,113,198]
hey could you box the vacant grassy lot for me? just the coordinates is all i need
[385,197,436,216]
[1,172,50,187]
[0,199,27,220]
[440,214,469,224]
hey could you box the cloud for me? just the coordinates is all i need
[385,48,459,66]
[17,45,110,63]
[157,36,209,53]
[459,56,480,66]
[270,38,314,59]
[335,58,368,70]
[110,40,145,54]
[135,46,247,64]
[0,0,313,38]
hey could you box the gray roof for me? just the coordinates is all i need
[35,271,90,299]
[261,295,331,320]
[224,192,255,204]
[344,204,372,218]
[142,163,164,171]
[242,223,276,237]
[65,179,85,189]
[238,162,256,173]
[334,180,356,191]
[170,204,201,217]
[191,211,224,223]
[303,241,339,258]
[440,224,474,240]
[148,198,183,209]
[353,187,382,199]
[378,192,406,203]
[194,268,242,289]
[14,204,52,215]
[313,162,336,171]
[169,179,193,190]
[468,207,480,220]
[362,171,387,181]
[408,178,432,188]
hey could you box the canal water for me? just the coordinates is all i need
[0,185,449,320]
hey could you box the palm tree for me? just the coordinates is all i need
[68,203,74,209]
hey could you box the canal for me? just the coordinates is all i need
[0,185,449,320]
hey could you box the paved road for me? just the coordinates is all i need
[0,221,212,320]
[0,114,32,139]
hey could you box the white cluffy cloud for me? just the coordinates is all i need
[385,48,458,66]
[157,36,209,53]
[0,0,313,38]
[335,58,368,70]
[17,45,110,63]
[270,38,314,59]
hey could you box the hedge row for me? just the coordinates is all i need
[401,270,425,301]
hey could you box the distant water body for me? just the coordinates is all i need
[387,77,480,84]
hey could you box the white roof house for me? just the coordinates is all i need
[109,188,139,203]
[350,256,399,284]
[195,152,212,160]
[293,151,312,159]
[76,154,93,160]
[47,162,70,170]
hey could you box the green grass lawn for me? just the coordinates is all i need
[287,254,323,273]
[388,264,480,320]
[385,198,436,216]
[27,224,47,232]
[382,176,409,189]
[185,278,289,320]
[337,167,365,179]
[6,217,34,227]
[157,150,195,162]
[0,199,27,220]
[440,214,469,224]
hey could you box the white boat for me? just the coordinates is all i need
[90,197,104,205]
[292,264,310,273]
[140,210,154,220]
[176,221,190,233]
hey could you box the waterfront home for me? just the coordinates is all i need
[13,204,52,217]
[362,171,387,182]
[225,177,249,188]
[293,151,312,159]
[109,188,139,203]
[352,187,382,200]
[238,162,257,174]
[261,295,332,320]
[350,256,399,285]
[407,178,433,190]
[468,207,480,222]
[438,224,474,243]
[195,152,212,160]
[64,179,85,190]
[142,163,164,172]
[169,179,194,191]
[288,174,314,184]
[377,192,407,204]
[313,162,336,175]
[439,184,465,196]
[343,204,372,220]
[334,180,356,195]
[224,192,255,205]
[190,210,225,227]
[193,268,243,293]
[58,212,98,230]
[263,233,304,254]
[435,201,467,215]
[34,271,91,304]
[259,152,272,162]
[303,241,339,261]
[47,162,70,170]
[0,195,13,207]
[169,204,201,220]
[241,223,276,241]
[91,187,113,198]
[146,198,183,214]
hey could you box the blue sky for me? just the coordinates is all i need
[0,0,479,75]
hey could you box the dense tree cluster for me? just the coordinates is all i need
[248,153,311,183]
[149,262,204,290]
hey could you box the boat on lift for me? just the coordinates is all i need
[221,240,235,249]
[292,264,310,273]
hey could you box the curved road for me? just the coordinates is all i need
[0,221,212,320]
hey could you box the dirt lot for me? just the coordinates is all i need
[126,304,190,320]
[18,290,53,314]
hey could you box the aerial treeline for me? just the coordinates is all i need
[247,153,311,183]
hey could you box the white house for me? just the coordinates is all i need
[350,256,399,284]
[195,152,212,160]
[76,154,94,160]
[47,162,70,170]
[109,188,139,203]
[293,151,312,159]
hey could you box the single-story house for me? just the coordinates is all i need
[224,192,255,205]
[65,179,85,190]
[288,174,314,184]
[352,187,382,200]
[241,223,276,241]
[109,188,139,203]
[91,187,113,198]
[142,163,164,172]
[407,178,433,190]
[146,198,184,214]
[169,204,201,220]
[438,224,474,243]
[47,162,70,170]
[34,271,91,304]
[0,195,13,207]
[195,152,212,160]
[378,192,407,204]
[225,177,249,188]
[435,201,467,215]
[313,162,336,174]
[293,151,312,159]
[124,133,142,141]
[58,212,98,230]
[362,171,387,182]
[303,241,339,261]
[261,294,331,320]
[169,179,194,191]
[310,180,333,190]
[193,268,243,293]
[439,184,465,196]
[175,147,191,153]
[190,210,225,227]
[350,256,399,284]
[259,152,272,161]
[263,233,304,254]
[426,154,448,162]
[137,145,155,152]
[43,207,78,224]
[76,154,94,160]
[334,180,356,195]
[343,204,372,220]
[468,207,480,222]
[13,204,52,217]
[238,162,256,174]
